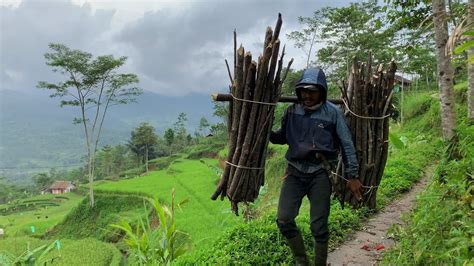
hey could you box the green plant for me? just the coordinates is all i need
[0,239,59,265]
[0,237,122,265]
[389,131,407,150]
[110,189,191,265]
[382,82,474,265]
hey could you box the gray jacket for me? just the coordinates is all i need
[270,67,359,178]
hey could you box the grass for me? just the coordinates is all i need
[94,157,241,250]
[50,193,149,242]
[0,236,122,265]
[0,193,83,237]
[382,80,473,265]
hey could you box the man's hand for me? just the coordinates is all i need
[281,165,289,180]
[346,178,363,201]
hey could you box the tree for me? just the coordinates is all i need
[287,15,322,68]
[198,116,210,136]
[37,43,142,207]
[280,68,303,96]
[96,144,136,179]
[468,0,474,121]
[432,0,457,140]
[32,173,54,191]
[291,1,396,80]
[100,145,113,177]
[212,102,229,126]
[0,176,21,204]
[385,0,466,87]
[129,123,158,172]
[111,144,136,173]
[174,113,188,136]
[164,128,175,147]
[127,138,143,165]
[173,113,189,149]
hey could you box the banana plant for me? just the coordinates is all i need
[110,188,190,265]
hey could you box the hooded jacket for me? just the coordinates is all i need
[270,67,359,178]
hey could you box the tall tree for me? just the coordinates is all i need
[287,15,322,68]
[198,116,210,136]
[38,43,142,207]
[432,0,457,140]
[173,113,189,148]
[100,145,113,177]
[468,0,474,122]
[32,173,53,191]
[387,0,467,87]
[164,128,175,155]
[296,1,396,80]
[130,123,158,172]
[0,176,21,204]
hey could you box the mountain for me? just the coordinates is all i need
[0,89,220,184]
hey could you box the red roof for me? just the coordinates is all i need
[50,181,74,190]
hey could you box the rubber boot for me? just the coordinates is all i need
[314,241,328,266]
[286,233,309,266]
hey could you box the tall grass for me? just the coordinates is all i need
[382,81,473,265]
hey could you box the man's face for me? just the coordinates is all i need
[300,88,322,107]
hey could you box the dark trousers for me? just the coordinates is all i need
[276,166,331,243]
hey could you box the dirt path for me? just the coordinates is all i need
[327,165,434,266]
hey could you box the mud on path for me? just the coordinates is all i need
[328,165,435,266]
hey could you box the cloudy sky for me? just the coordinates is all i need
[1,0,349,96]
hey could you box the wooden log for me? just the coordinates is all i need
[210,93,343,105]
[333,55,396,209]
[227,44,273,200]
[211,48,244,201]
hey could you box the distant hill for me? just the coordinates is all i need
[0,89,219,184]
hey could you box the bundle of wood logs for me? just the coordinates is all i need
[332,54,397,209]
[210,14,293,215]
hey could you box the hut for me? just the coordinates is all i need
[48,181,76,194]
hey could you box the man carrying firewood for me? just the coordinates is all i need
[270,67,363,266]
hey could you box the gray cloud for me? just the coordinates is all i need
[1,0,114,91]
[116,0,348,95]
[1,0,348,96]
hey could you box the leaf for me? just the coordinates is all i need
[375,243,385,250]
[389,132,406,149]
[468,55,474,65]
[454,40,474,55]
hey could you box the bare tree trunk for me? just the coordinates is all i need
[78,93,95,208]
[468,0,474,122]
[88,149,94,207]
[145,144,149,172]
[306,32,317,68]
[432,0,457,141]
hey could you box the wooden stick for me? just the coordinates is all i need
[211,93,343,105]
